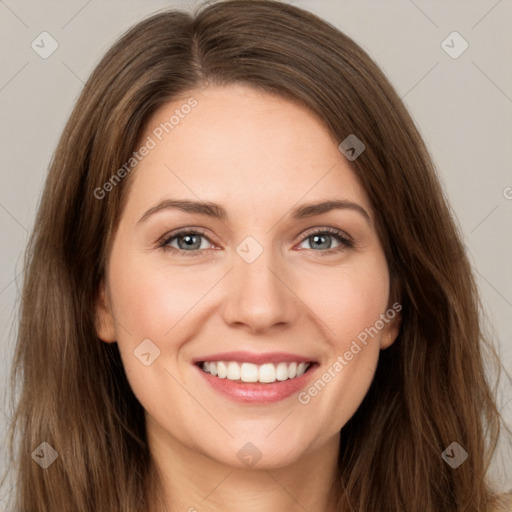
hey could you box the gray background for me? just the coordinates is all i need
[1,0,511,504]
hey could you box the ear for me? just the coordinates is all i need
[95,279,117,343]
[380,302,402,350]
[380,277,402,350]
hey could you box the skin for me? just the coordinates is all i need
[96,83,401,512]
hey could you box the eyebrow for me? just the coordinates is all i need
[137,198,371,225]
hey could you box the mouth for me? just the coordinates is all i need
[192,354,319,403]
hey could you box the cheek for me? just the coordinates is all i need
[330,270,388,383]
[108,254,213,339]
[299,260,390,346]
[106,251,225,398]
[105,256,201,414]
[295,262,388,428]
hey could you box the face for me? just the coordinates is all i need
[96,83,401,470]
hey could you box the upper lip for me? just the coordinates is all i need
[192,351,317,365]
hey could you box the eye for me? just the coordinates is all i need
[296,228,353,255]
[158,229,215,255]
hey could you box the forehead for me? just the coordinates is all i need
[125,83,372,222]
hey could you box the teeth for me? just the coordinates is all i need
[296,362,307,377]
[200,360,312,383]
[227,361,240,380]
[259,363,276,383]
[276,362,288,381]
[217,361,227,379]
[240,363,259,382]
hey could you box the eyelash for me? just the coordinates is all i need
[157,227,354,256]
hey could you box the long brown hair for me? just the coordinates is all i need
[2,1,510,510]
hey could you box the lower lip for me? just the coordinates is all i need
[194,363,318,403]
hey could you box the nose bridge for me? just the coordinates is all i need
[221,235,297,330]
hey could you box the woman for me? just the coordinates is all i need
[2,0,511,510]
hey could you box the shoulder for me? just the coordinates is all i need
[492,493,512,511]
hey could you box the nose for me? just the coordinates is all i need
[220,246,299,334]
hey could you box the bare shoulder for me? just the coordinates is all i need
[493,493,512,511]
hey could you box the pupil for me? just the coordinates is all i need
[312,234,330,250]
[180,234,200,250]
